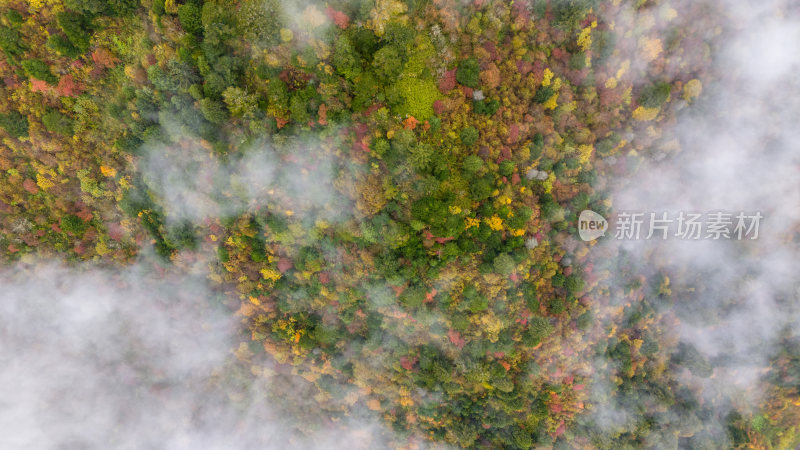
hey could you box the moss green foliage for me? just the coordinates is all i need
[390,77,440,120]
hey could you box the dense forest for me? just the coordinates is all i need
[1,0,798,448]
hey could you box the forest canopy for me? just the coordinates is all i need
[0,0,797,448]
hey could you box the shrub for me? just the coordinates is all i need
[456,58,480,88]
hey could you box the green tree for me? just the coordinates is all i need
[222,86,257,117]
[0,26,27,60]
[5,10,23,26]
[42,110,75,136]
[178,4,203,34]
[408,143,433,171]
[0,111,29,138]
[289,95,310,124]
[552,0,596,31]
[474,98,499,115]
[456,58,480,88]
[57,11,93,54]
[47,34,81,58]
[460,126,479,147]
[493,253,516,275]
[21,59,57,84]
[462,155,483,174]
[332,36,361,81]
[638,82,672,108]
[523,317,553,346]
[237,0,283,46]
[533,85,555,104]
[65,0,138,16]
[199,98,228,124]
[60,214,88,236]
[372,46,403,83]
